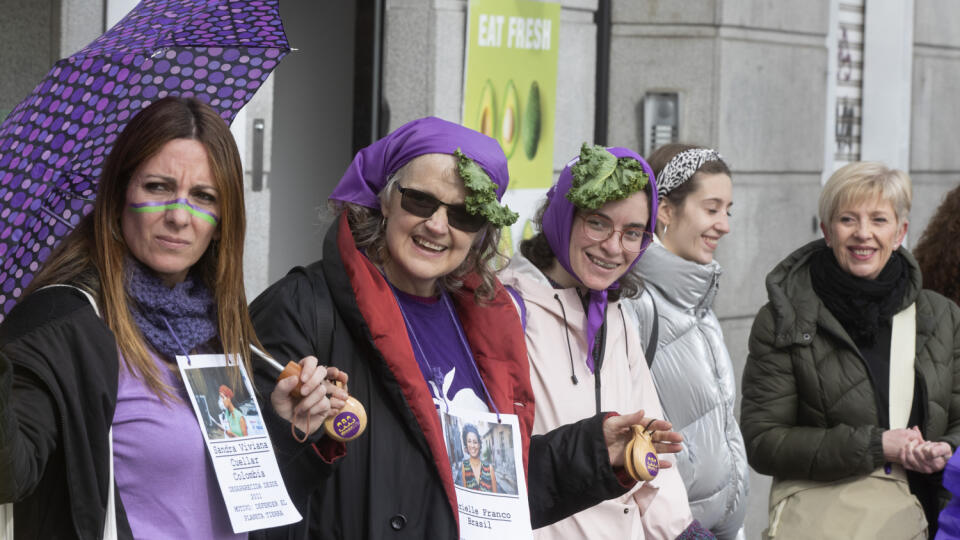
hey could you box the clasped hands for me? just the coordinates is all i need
[270,355,349,438]
[883,426,953,473]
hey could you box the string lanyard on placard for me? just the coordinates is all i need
[162,316,193,365]
[389,283,501,422]
[393,289,452,413]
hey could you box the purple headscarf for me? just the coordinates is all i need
[541,146,658,372]
[329,116,509,207]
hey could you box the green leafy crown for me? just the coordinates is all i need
[455,149,519,227]
[566,143,650,210]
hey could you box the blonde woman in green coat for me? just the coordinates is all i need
[740,162,960,539]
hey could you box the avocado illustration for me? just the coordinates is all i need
[500,80,521,159]
[522,81,541,160]
[522,219,535,240]
[496,225,513,265]
[477,80,497,139]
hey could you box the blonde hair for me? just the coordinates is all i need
[818,162,912,226]
[27,97,262,400]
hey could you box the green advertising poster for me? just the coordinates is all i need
[463,0,560,192]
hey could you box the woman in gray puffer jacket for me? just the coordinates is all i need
[623,144,748,539]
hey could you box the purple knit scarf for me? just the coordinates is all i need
[541,147,658,372]
[125,258,218,360]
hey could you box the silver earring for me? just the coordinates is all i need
[663,224,668,236]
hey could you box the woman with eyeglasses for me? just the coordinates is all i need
[498,144,711,539]
[620,144,747,539]
[248,119,668,539]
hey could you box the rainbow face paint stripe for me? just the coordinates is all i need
[129,198,219,225]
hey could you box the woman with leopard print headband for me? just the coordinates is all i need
[622,143,747,539]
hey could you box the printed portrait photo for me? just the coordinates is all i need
[443,413,519,496]
[184,366,267,441]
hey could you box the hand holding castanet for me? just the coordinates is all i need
[276,361,366,442]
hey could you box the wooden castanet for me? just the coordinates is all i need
[624,424,660,482]
[323,380,367,442]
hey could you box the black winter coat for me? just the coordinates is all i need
[249,214,630,540]
[0,286,135,539]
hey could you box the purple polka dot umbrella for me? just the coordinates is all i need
[0,0,289,318]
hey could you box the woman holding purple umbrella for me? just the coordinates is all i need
[248,117,676,539]
[0,96,343,539]
[498,144,710,539]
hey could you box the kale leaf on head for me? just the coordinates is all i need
[455,149,519,228]
[566,143,649,210]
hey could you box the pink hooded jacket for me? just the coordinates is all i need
[500,253,696,540]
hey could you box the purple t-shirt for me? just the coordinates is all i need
[394,289,489,412]
[112,351,244,539]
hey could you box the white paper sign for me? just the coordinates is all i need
[176,354,301,533]
[441,404,533,540]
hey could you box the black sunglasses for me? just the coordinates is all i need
[395,185,487,233]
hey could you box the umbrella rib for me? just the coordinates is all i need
[38,205,79,230]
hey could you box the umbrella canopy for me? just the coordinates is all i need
[0,0,289,317]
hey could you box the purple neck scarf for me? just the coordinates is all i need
[541,147,658,372]
[329,116,509,208]
[125,258,218,360]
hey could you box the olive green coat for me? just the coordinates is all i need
[740,239,960,482]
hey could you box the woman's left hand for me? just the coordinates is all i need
[602,410,683,468]
[900,439,952,473]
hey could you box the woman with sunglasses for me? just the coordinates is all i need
[621,144,747,539]
[498,145,710,539]
[248,118,666,539]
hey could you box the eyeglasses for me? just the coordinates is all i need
[578,213,653,254]
[395,185,487,233]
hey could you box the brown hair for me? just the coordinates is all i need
[331,157,504,303]
[27,96,261,399]
[648,143,731,232]
[913,184,960,305]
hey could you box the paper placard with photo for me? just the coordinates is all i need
[441,404,532,539]
[176,353,301,533]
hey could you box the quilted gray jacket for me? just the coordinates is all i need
[623,241,748,539]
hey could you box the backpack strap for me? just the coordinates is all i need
[644,288,659,369]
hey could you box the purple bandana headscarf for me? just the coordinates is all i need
[329,116,509,207]
[541,147,658,372]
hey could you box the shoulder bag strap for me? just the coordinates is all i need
[102,428,117,539]
[1,501,12,540]
[888,302,917,429]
